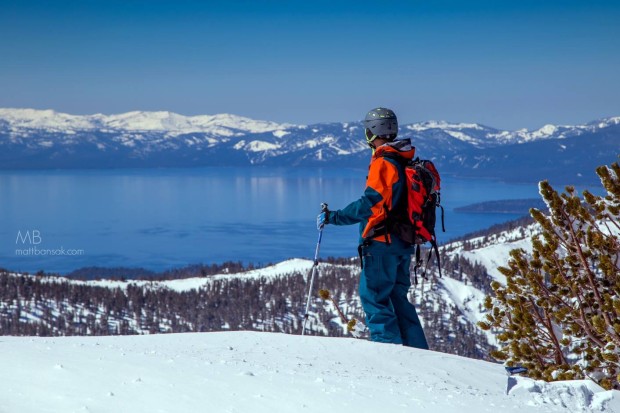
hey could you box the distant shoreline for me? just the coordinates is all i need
[454,198,547,214]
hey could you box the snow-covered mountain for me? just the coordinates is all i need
[0,108,293,135]
[1,331,618,413]
[1,108,618,183]
[405,118,620,146]
[2,108,617,144]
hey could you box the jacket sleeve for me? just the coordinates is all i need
[330,158,398,226]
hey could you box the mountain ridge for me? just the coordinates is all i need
[2,107,618,143]
[1,108,618,183]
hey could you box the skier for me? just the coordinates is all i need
[316,107,429,349]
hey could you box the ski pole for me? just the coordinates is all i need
[302,203,328,336]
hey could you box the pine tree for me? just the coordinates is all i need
[479,161,620,389]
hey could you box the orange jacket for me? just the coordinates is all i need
[330,139,415,243]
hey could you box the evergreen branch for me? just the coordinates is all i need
[560,204,620,345]
[576,304,606,348]
[537,256,575,310]
[542,306,568,365]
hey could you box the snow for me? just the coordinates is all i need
[233,139,279,152]
[444,130,478,144]
[530,124,559,139]
[32,258,315,293]
[296,139,319,149]
[440,277,489,325]
[458,238,532,283]
[1,109,618,151]
[334,147,352,155]
[442,224,539,283]
[0,108,294,135]
[437,276,499,346]
[160,258,314,292]
[403,115,619,145]
[0,110,609,169]
[272,130,289,138]
[598,116,620,127]
[407,120,486,131]
[0,108,96,131]
[4,218,620,412]
[233,140,246,150]
[244,140,280,152]
[0,331,617,413]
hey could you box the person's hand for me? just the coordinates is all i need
[316,209,330,230]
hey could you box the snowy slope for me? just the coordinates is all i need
[34,258,316,293]
[442,224,539,283]
[0,331,618,413]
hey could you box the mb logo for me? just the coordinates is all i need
[16,230,42,245]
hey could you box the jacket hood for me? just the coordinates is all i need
[373,138,416,161]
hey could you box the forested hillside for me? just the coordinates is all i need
[0,251,495,360]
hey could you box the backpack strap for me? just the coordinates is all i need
[430,237,443,279]
[413,245,422,286]
[357,244,364,270]
[413,237,443,287]
[436,192,446,233]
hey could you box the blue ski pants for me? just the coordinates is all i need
[359,238,429,349]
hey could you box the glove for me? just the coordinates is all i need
[316,209,330,230]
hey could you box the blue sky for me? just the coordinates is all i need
[1,0,619,129]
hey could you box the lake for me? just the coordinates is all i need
[0,167,546,273]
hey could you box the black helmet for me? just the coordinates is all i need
[364,107,398,146]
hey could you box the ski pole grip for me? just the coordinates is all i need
[321,202,328,213]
